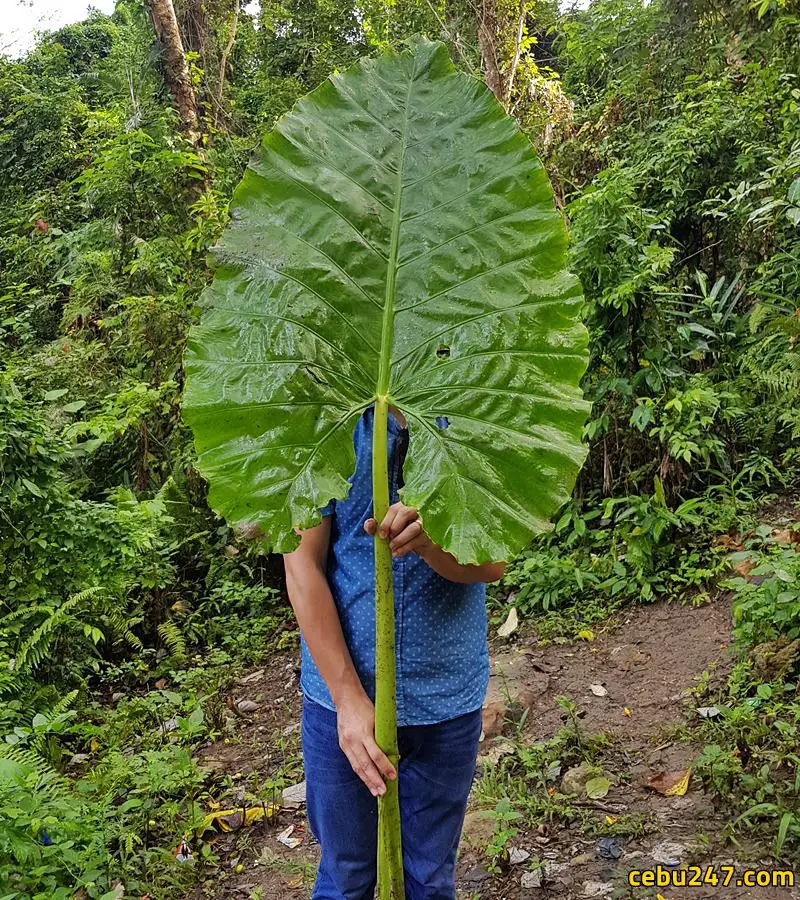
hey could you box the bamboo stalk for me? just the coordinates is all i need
[372,395,404,899]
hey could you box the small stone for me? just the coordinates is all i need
[481,651,549,739]
[461,810,495,851]
[651,840,686,867]
[477,738,515,766]
[542,860,571,884]
[509,847,530,865]
[611,646,650,671]
[521,869,543,889]
[282,780,307,807]
[582,881,614,897]
[199,756,228,777]
[235,699,261,713]
[497,607,519,638]
[570,852,594,867]
[461,864,490,885]
[111,692,125,702]
[69,753,90,766]
[561,762,595,796]
[282,722,301,736]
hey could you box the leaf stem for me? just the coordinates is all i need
[373,55,415,898]
[372,394,404,899]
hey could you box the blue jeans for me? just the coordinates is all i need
[302,698,482,900]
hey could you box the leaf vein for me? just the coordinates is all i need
[392,294,573,367]
[400,156,530,224]
[204,306,375,385]
[258,162,389,262]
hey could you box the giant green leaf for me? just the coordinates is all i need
[184,38,589,564]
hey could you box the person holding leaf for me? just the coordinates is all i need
[284,406,505,900]
[185,38,588,900]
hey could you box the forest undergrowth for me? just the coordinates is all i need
[1,0,799,896]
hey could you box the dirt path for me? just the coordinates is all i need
[189,595,799,900]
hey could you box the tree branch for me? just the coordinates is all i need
[506,1,526,105]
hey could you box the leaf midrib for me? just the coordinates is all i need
[376,58,416,399]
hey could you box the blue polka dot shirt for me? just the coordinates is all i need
[300,407,490,726]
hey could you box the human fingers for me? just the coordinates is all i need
[390,519,425,553]
[343,743,388,797]
[385,505,419,540]
[393,532,431,558]
[364,736,396,782]
[377,503,402,539]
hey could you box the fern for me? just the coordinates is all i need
[0,743,72,801]
[27,690,79,758]
[754,354,800,395]
[0,742,54,778]
[0,605,33,629]
[107,609,144,652]
[15,587,104,672]
[15,598,82,672]
[0,669,22,700]
[157,620,187,661]
[740,304,800,438]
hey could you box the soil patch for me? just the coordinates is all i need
[514,594,736,744]
[188,596,800,899]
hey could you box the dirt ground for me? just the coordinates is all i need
[188,594,799,900]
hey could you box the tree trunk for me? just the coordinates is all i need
[478,0,505,105]
[213,0,240,129]
[147,0,201,142]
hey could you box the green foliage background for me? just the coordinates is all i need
[1,0,798,895]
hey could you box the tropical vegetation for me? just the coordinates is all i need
[0,0,798,896]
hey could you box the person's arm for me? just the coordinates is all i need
[364,503,505,584]
[283,519,396,797]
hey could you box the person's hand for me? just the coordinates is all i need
[336,690,396,796]
[364,502,432,558]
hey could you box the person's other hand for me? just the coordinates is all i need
[336,690,396,796]
[364,502,432,558]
